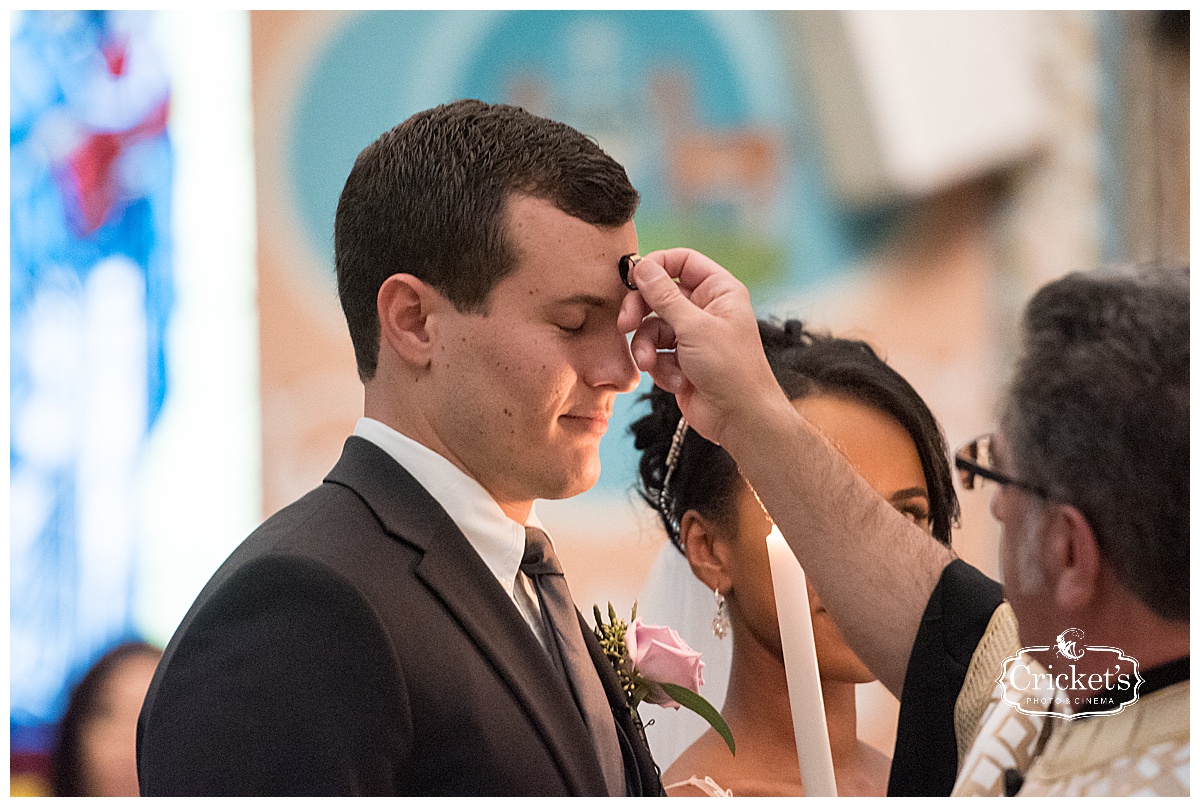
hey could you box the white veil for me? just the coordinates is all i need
[633,541,734,770]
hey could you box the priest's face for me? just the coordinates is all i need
[989,431,1054,648]
[423,194,639,520]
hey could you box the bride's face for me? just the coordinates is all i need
[726,392,932,682]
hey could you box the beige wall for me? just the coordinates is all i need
[252,11,362,518]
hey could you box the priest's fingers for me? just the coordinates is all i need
[649,351,686,395]
[634,248,741,310]
[629,315,677,373]
[626,253,705,336]
[619,249,722,336]
[626,248,779,446]
[619,286,654,334]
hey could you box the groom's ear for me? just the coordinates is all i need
[679,510,733,595]
[377,273,441,368]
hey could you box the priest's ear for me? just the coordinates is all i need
[377,273,441,368]
[1046,503,1102,614]
[679,510,734,597]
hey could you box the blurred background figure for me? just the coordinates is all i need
[49,642,163,797]
[10,8,1187,793]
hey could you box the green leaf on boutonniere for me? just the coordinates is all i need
[660,682,736,756]
[594,603,736,756]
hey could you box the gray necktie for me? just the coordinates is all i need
[522,527,625,796]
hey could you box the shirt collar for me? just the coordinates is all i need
[353,417,546,595]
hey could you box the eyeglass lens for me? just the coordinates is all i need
[956,435,993,490]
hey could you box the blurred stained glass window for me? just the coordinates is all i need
[10,9,174,753]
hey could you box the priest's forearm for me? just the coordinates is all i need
[723,391,956,696]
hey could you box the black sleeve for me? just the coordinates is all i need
[885,559,1004,796]
[137,555,410,795]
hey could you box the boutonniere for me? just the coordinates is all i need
[593,602,735,755]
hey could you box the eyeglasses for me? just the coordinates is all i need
[954,434,1049,498]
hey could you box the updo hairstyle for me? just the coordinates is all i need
[630,319,958,549]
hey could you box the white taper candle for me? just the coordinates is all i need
[766,524,838,797]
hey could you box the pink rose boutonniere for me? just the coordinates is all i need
[594,603,735,754]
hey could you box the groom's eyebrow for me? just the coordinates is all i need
[555,293,618,310]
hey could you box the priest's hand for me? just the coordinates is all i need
[618,248,791,452]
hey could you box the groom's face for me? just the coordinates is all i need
[427,194,640,515]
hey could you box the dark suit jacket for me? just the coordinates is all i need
[137,437,663,796]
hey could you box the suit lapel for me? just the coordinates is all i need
[324,437,608,796]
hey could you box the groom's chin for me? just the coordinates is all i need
[540,460,602,501]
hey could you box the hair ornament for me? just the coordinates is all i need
[657,415,689,525]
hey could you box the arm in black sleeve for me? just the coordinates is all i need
[885,559,1004,796]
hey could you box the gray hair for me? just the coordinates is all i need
[1000,264,1189,621]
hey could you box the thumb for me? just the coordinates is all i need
[631,258,702,331]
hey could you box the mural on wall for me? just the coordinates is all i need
[10,9,174,748]
[283,9,895,497]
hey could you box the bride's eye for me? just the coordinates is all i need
[898,504,929,525]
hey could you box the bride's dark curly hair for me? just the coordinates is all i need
[630,319,958,550]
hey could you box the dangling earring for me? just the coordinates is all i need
[712,588,729,639]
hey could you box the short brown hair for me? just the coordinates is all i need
[334,99,639,380]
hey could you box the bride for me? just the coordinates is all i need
[630,319,957,796]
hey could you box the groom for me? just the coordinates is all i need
[137,100,663,796]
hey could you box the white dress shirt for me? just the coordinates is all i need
[353,417,554,654]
